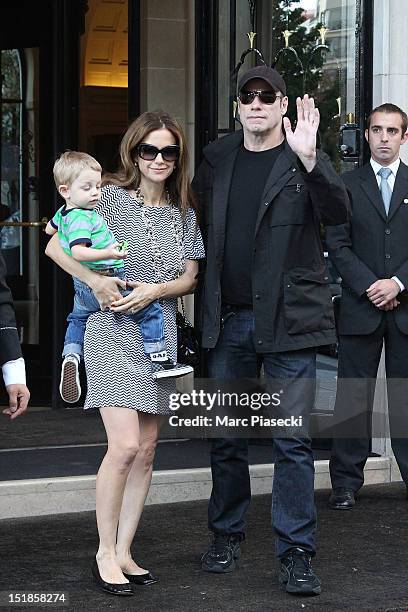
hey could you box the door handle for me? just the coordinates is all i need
[0,217,48,228]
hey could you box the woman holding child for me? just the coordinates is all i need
[46,111,204,596]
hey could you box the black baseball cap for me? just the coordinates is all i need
[238,65,287,96]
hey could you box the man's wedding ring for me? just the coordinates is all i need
[130,307,136,314]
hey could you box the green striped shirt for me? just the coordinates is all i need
[50,206,124,270]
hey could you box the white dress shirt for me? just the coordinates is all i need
[370,157,400,190]
[370,157,404,292]
[2,357,26,386]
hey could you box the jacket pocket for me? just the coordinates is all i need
[267,179,309,227]
[283,268,335,334]
[268,199,309,226]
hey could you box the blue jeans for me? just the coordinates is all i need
[207,305,317,559]
[63,268,165,358]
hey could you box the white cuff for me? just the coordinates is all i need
[2,357,26,386]
[392,276,405,292]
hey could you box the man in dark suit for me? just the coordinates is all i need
[193,66,349,596]
[327,103,408,510]
[0,251,30,418]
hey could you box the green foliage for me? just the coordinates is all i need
[1,50,21,145]
[1,50,21,100]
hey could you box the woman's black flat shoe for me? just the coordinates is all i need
[92,560,134,596]
[122,571,158,586]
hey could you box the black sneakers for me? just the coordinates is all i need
[201,534,243,573]
[279,548,321,595]
[201,538,321,595]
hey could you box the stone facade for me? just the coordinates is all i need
[373,0,408,163]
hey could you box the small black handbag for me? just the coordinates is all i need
[177,298,200,367]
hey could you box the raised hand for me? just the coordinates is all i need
[283,94,319,172]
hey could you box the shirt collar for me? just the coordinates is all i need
[370,157,401,177]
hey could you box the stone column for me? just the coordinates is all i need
[373,0,408,163]
[370,0,408,476]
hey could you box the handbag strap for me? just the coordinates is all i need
[179,295,186,317]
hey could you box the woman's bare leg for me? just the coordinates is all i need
[115,413,163,574]
[95,406,140,583]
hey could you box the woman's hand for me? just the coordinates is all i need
[110,261,198,314]
[90,275,127,310]
[45,234,126,309]
[110,281,161,314]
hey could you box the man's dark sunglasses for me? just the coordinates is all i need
[137,143,180,162]
[238,90,282,105]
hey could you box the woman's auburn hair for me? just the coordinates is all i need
[102,110,197,218]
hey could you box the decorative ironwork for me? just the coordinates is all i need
[318,26,328,46]
[230,0,344,148]
[248,0,256,32]
[271,1,341,101]
[230,0,267,121]
[283,30,292,48]
[231,36,266,119]
[272,37,304,85]
[21,130,35,164]
[247,31,257,49]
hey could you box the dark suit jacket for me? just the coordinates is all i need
[193,131,350,352]
[326,160,408,335]
[0,252,22,366]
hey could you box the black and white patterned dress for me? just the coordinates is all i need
[83,184,205,414]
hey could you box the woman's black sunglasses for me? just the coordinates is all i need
[137,143,180,162]
[238,90,282,105]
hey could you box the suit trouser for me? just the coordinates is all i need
[206,306,317,559]
[330,312,408,491]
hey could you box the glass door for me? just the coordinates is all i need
[198,0,371,169]
[1,47,50,405]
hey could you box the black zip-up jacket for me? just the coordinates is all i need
[192,131,350,352]
[0,252,22,366]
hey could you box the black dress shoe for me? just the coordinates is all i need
[122,571,157,586]
[91,560,133,596]
[329,487,356,510]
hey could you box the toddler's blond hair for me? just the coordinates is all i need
[53,151,102,188]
